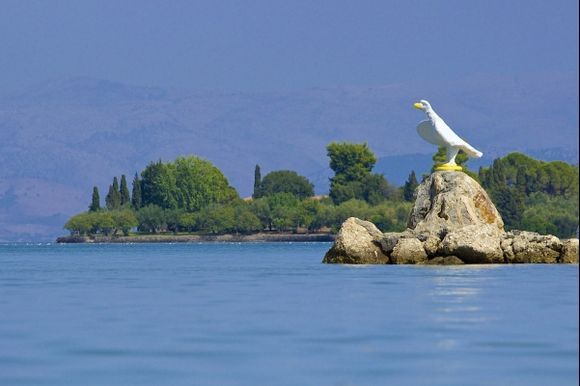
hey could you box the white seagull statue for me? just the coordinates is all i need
[413,99,482,171]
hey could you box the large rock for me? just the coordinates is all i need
[323,217,389,264]
[501,231,562,264]
[438,224,505,264]
[408,171,504,236]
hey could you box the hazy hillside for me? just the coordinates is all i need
[0,73,577,241]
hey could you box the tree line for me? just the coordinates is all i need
[478,152,578,237]
[64,143,578,238]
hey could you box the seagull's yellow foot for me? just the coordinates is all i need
[435,163,463,171]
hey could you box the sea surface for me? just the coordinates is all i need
[0,243,578,386]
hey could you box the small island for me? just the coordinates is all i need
[58,143,578,246]
[324,171,579,264]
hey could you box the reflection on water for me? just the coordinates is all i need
[0,243,578,386]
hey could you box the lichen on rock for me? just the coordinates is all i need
[408,171,504,236]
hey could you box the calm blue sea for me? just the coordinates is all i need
[0,243,578,386]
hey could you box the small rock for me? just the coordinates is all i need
[323,217,389,264]
[391,238,428,264]
[500,235,515,261]
[559,239,578,264]
[423,235,441,256]
[379,232,404,255]
[426,256,465,265]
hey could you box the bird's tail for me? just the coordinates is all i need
[459,144,483,158]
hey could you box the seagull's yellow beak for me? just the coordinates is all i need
[413,102,423,110]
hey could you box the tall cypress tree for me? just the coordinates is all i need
[253,164,262,198]
[89,186,101,212]
[131,172,142,209]
[105,177,121,210]
[403,170,419,202]
[119,174,130,206]
[491,159,505,188]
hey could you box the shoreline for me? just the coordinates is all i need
[56,232,336,244]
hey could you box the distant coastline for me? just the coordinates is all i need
[56,232,335,244]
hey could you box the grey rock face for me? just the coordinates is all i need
[422,235,441,257]
[560,239,579,263]
[408,171,504,236]
[323,217,389,264]
[501,231,562,264]
[438,224,505,264]
[426,256,465,265]
[390,238,428,264]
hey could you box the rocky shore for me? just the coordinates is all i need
[57,232,335,243]
[324,171,579,264]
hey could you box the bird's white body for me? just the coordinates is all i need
[414,100,482,166]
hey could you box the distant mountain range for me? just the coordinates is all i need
[0,73,577,241]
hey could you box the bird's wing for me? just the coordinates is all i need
[432,118,465,146]
[416,120,446,146]
[434,118,483,158]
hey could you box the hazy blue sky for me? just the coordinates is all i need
[1,0,578,92]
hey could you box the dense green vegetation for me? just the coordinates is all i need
[327,142,398,204]
[253,169,314,199]
[478,153,578,237]
[64,145,579,239]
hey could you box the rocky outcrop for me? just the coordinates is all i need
[408,171,504,237]
[500,231,562,264]
[323,218,389,264]
[323,171,579,265]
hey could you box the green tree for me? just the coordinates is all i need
[95,211,116,235]
[308,200,336,232]
[64,212,94,235]
[253,164,262,199]
[259,170,315,200]
[141,161,177,209]
[520,193,579,238]
[179,212,197,232]
[403,171,418,202]
[105,177,122,210]
[196,204,236,234]
[164,208,184,233]
[266,193,301,231]
[111,209,138,236]
[131,172,142,209]
[173,156,238,211]
[250,197,273,230]
[89,186,101,212]
[119,174,131,206]
[332,199,372,229]
[327,142,387,205]
[491,186,525,229]
[327,142,376,181]
[137,204,166,233]
[233,203,262,234]
[362,173,397,205]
